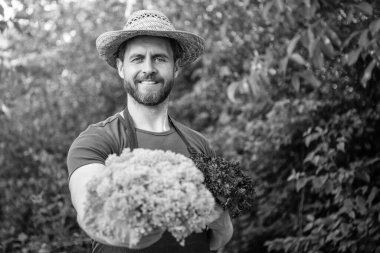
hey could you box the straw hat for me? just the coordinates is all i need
[96,9,205,68]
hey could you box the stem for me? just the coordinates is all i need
[297,186,305,253]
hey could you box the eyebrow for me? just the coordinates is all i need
[128,53,170,60]
[128,53,144,60]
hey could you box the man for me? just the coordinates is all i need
[67,9,233,252]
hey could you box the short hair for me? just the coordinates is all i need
[116,37,182,64]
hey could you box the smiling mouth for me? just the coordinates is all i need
[139,81,158,85]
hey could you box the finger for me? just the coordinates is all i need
[142,228,165,239]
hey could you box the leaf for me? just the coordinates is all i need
[343,199,353,213]
[304,132,321,147]
[346,7,355,24]
[326,229,340,243]
[300,70,321,88]
[18,233,28,242]
[296,177,308,191]
[361,59,376,87]
[346,48,362,66]
[227,80,242,104]
[342,31,360,49]
[305,216,315,224]
[287,170,296,181]
[337,142,345,152]
[291,74,300,92]
[276,0,284,12]
[280,56,289,74]
[356,169,370,183]
[287,34,301,55]
[290,53,307,66]
[307,26,316,57]
[355,2,373,16]
[303,222,314,232]
[312,177,323,189]
[340,223,349,236]
[369,18,380,35]
[219,65,231,77]
[368,187,378,207]
[358,29,369,48]
[285,11,296,27]
[0,4,4,17]
[311,43,324,68]
[356,196,367,215]
[1,103,11,118]
[320,37,337,59]
[262,1,275,21]
[326,28,342,47]
[364,157,380,167]
[304,151,315,163]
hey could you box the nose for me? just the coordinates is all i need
[142,56,156,75]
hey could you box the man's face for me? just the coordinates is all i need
[116,36,177,106]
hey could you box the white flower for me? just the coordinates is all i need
[83,148,219,246]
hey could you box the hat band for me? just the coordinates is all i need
[124,18,175,31]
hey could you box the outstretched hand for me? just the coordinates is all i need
[109,228,165,249]
[79,216,165,249]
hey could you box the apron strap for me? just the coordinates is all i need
[121,108,138,150]
[121,107,197,155]
[168,116,198,156]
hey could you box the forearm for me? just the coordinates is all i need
[77,214,163,249]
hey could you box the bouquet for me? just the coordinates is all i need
[190,152,256,218]
[83,148,220,246]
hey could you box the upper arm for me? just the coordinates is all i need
[67,127,116,180]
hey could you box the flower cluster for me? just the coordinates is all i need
[190,152,256,218]
[83,148,219,246]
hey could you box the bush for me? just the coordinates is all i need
[1,0,379,252]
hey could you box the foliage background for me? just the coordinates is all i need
[0,0,379,252]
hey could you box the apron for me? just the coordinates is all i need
[91,108,210,253]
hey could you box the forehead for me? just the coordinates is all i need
[123,36,173,56]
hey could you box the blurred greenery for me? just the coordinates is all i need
[1,0,379,252]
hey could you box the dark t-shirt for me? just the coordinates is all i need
[67,111,215,253]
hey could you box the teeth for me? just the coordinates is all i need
[139,81,156,85]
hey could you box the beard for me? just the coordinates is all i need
[123,74,174,106]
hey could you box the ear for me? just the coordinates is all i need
[174,62,180,78]
[116,58,124,79]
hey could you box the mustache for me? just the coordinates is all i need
[135,73,163,82]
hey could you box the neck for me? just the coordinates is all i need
[126,94,170,132]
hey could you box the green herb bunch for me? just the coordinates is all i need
[190,152,256,218]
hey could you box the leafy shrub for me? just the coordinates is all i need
[1,0,379,252]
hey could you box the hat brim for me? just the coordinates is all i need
[96,29,205,68]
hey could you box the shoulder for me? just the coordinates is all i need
[171,117,215,157]
[76,113,124,141]
[91,113,121,128]
[69,112,126,151]
[67,112,126,178]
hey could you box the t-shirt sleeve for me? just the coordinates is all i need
[67,126,115,179]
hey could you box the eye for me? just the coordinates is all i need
[131,57,143,63]
[154,56,167,63]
